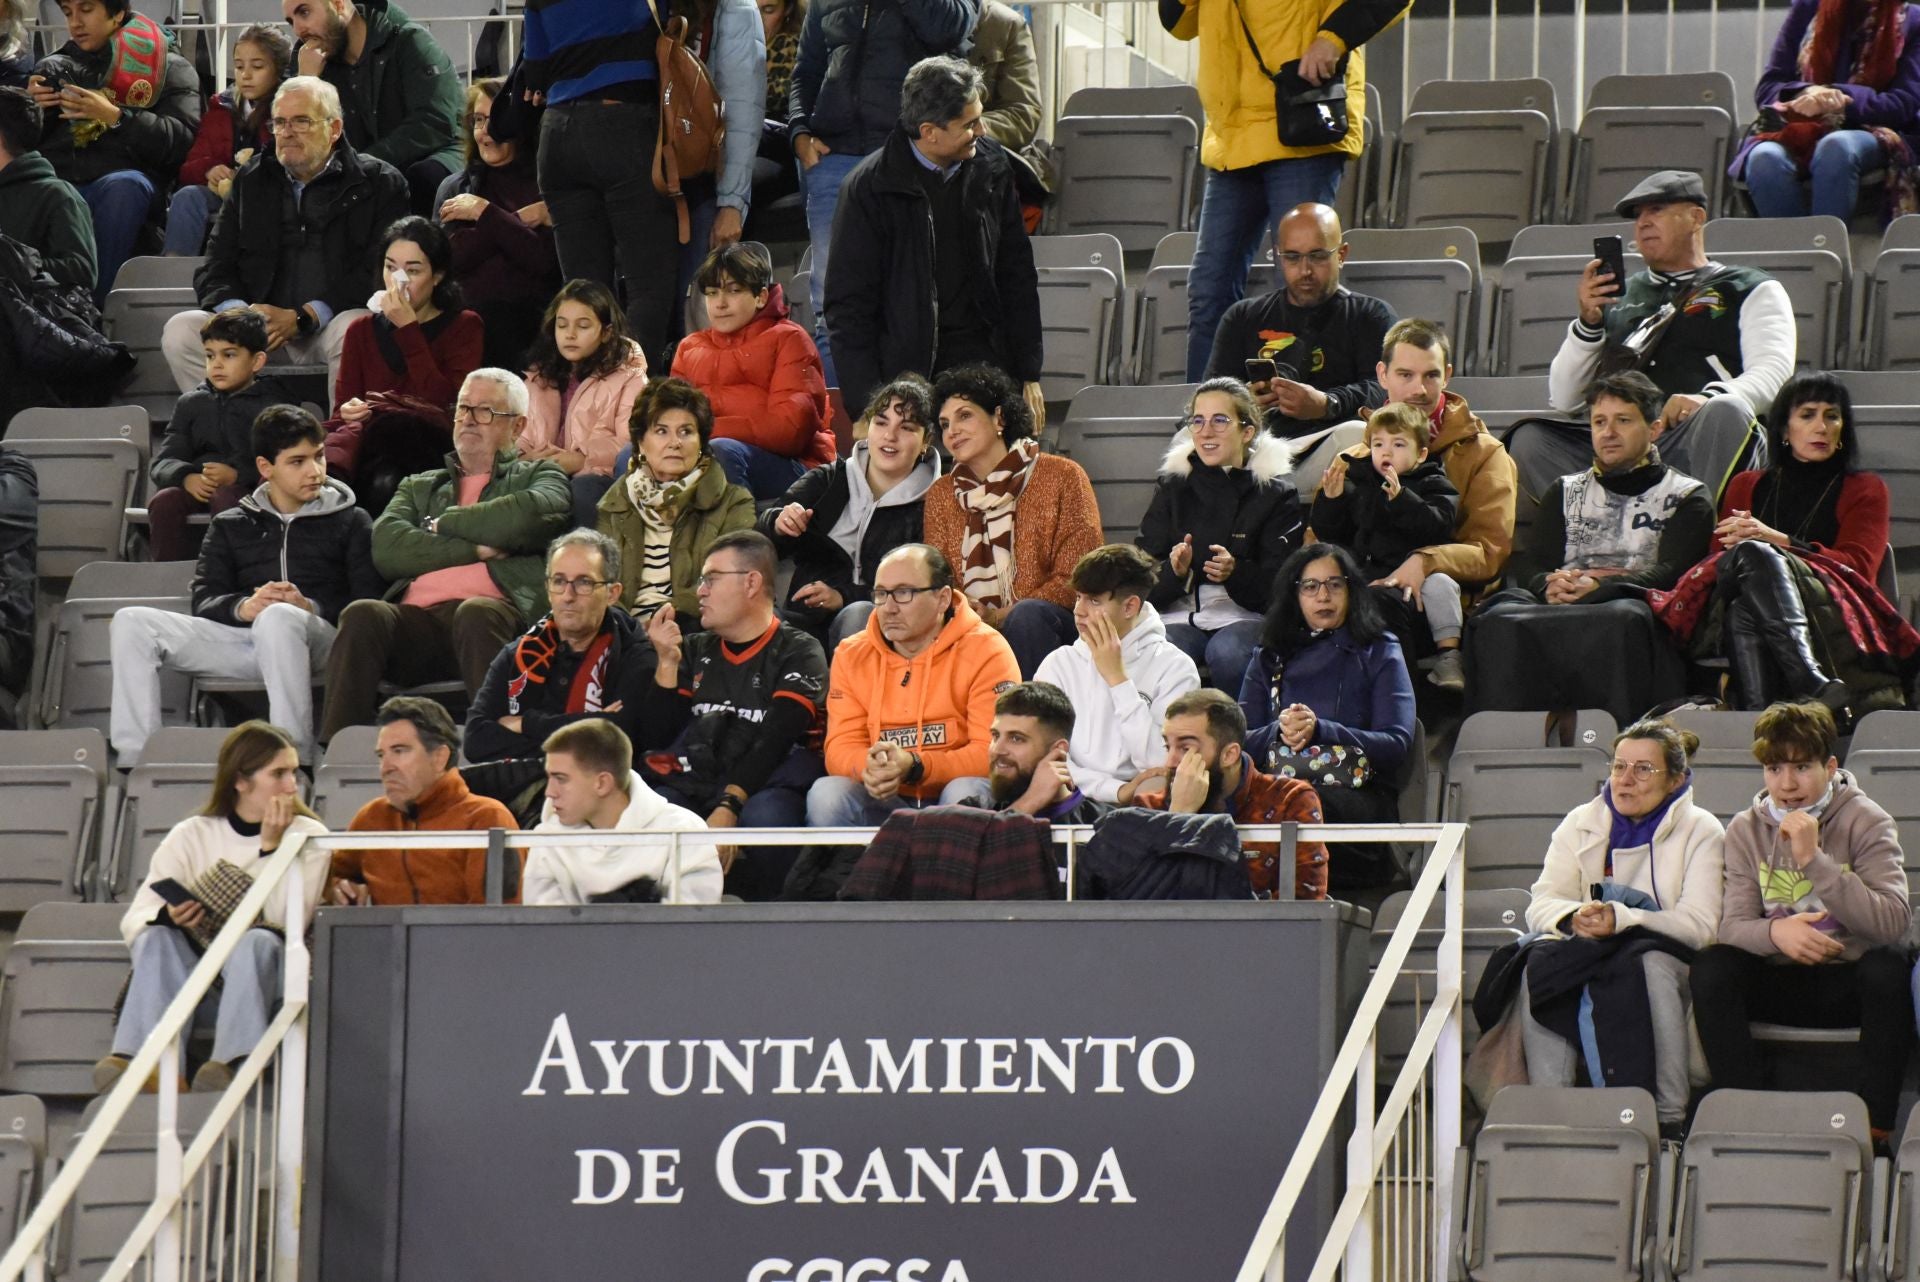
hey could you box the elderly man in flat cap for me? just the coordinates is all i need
[1547,169,1796,494]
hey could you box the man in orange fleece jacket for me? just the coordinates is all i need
[332,696,520,904]
[807,544,1021,826]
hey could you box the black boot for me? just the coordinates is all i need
[1722,541,1849,710]
[1724,601,1776,710]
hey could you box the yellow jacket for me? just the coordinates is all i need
[1167,0,1410,171]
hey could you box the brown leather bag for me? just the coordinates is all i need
[644,0,726,244]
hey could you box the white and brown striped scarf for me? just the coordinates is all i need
[625,462,705,616]
[953,438,1039,608]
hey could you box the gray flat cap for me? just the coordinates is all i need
[1614,170,1709,218]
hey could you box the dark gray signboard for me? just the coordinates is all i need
[304,903,1358,1282]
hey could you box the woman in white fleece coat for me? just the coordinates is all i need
[99,722,329,1095]
[1520,718,1724,1134]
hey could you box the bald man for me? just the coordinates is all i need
[1203,203,1395,441]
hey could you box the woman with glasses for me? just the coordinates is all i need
[165,23,287,256]
[1519,718,1723,1141]
[922,363,1104,678]
[432,77,559,371]
[1652,372,1919,721]
[1240,542,1414,893]
[596,377,754,627]
[520,279,653,529]
[760,375,941,650]
[1138,377,1303,690]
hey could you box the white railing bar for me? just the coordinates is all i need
[0,829,316,1282]
[1309,988,1459,1282]
[1230,822,1465,1282]
[1433,850,1465,1269]
[308,822,1447,850]
[1342,1026,1376,1279]
[98,1000,306,1282]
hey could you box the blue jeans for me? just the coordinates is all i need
[1164,618,1264,693]
[800,150,864,385]
[114,926,282,1071]
[806,773,993,826]
[1744,130,1884,220]
[710,436,807,500]
[1184,153,1345,380]
[1001,598,1078,679]
[79,169,158,303]
[162,183,220,256]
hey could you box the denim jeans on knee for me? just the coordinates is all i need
[1184,152,1344,380]
[80,169,158,303]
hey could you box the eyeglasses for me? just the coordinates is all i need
[453,402,509,424]
[695,570,753,590]
[463,112,491,129]
[1296,576,1349,597]
[872,585,941,605]
[268,115,322,134]
[1278,249,1337,267]
[1187,414,1244,434]
[547,575,610,596]
[1609,759,1663,781]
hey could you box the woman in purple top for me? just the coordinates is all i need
[1733,0,1920,221]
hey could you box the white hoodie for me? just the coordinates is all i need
[524,772,725,906]
[1032,604,1201,803]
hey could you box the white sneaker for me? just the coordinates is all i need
[1427,649,1465,691]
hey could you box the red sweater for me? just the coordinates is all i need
[335,310,485,409]
[669,284,833,466]
[178,92,269,188]
[1720,468,1889,582]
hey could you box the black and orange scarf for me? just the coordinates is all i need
[503,614,616,715]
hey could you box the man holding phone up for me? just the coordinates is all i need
[1549,169,1795,492]
[1203,202,1395,441]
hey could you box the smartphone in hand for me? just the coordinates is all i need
[1245,357,1278,384]
[150,878,198,907]
[1593,234,1627,290]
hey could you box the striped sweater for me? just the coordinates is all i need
[523,0,659,105]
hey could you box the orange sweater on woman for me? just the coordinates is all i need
[921,451,1104,610]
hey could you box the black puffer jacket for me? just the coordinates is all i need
[1137,430,1304,617]
[756,442,942,635]
[1308,452,1460,580]
[194,140,410,318]
[192,477,383,626]
[823,129,1040,417]
[0,447,35,700]
[149,377,293,491]
[35,30,201,186]
[789,0,978,156]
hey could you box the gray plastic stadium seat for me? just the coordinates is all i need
[63,560,196,603]
[0,731,108,910]
[1338,258,1477,374]
[1341,225,1481,271]
[0,904,127,1100]
[1047,113,1199,252]
[1569,108,1733,224]
[0,1096,44,1253]
[1684,753,1762,824]
[1862,250,1920,369]
[103,759,218,901]
[1585,70,1740,114]
[108,255,202,292]
[4,406,148,464]
[1391,109,1554,244]
[1852,415,1920,557]
[38,585,192,741]
[1051,384,1193,544]
[1850,711,1920,754]
[1671,1089,1876,1281]
[1061,84,1203,129]
[101,288,194,425]
[787,268,813,334]
[1710,247,1847,370]
[314,725,382,829]
[1840,751,1920,914]
[1034,237,1128,399]
[53,1095,221,1282]
[1453,708,1618,754]
[1455,1085,1665,1281]
[1883,1106,1920,1281]
[1885,214,1920,252]
[1835,370,1920,405]
[1370,888,1526,1079]
[1707,214,1852,266]
[1508,221,1636,260]
[1410,76,1560,123]
[1444,748,1607,891]
[1493,252,1643,377]
[1441,375,1552,434]
[5,440,140,577]
[1667,708,1760,750]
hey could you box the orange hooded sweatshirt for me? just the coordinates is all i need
[823,592,1021,799]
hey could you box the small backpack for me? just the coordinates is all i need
[644,0,726,244]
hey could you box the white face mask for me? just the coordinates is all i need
[1763,776,1836,825]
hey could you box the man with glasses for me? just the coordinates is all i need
[636,530,829,898]
[319,368,571,744]
[823,54,1043,424]
[463,528,653,770]
[1202,202,1395,443]
[162,76,409,404]
[807,542,1018,827]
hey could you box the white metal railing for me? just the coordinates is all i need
[1235,821,1466,1282]
[0,819,1456,1281]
